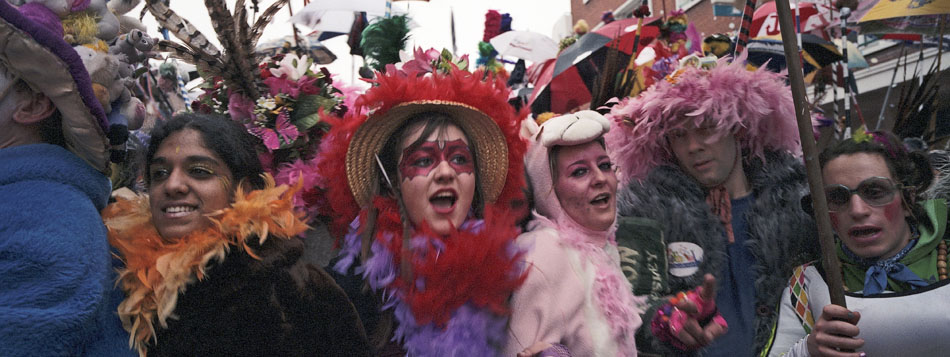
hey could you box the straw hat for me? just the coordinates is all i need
[0,1,109,174]
[345,99,508,207]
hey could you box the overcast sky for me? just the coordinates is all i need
[135,0,572,87]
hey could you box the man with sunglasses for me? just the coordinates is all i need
[606,58,818,356]
[767,130,950,356]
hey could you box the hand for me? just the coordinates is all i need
[669,274,728,349]
[806,304,864,357]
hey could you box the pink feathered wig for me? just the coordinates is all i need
[604,56,802,182]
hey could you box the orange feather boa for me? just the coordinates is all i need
[104,174,308,356]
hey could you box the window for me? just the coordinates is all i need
[676,0,703,11]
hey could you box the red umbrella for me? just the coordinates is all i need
[594,16,662,54]
[527,58,591,114]
[528,18,661,114]
[751,1,833,37]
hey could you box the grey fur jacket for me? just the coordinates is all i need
[617,150,818,356]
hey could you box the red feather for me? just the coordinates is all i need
[315,68,528,242]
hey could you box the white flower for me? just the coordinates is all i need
[257,97,277,110]
[269,54,312,81]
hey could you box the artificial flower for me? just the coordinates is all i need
[269,54,311,81]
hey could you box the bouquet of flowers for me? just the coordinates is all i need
[145,0,362,215]
[191,52,346,215]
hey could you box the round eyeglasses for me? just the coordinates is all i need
[824,176,906,212]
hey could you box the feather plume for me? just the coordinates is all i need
[604,54,802,182]
[106,174,308,357]
[156,40,222,74]
[234,0,254,61]
[249,0,288,46]
[147,1,221,58]
[203,0,257,98]
[360,15,410,71]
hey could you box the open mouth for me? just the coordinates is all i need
[849,226,882,239]
[430,190,458,213]
[590,193,611,206]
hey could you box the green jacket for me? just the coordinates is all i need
[839,199,948,293]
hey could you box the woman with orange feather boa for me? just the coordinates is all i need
[104,113,371,356]
[315,65,529,356]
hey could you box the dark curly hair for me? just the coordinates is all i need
[145,113,265,190]
[819,130,934,231]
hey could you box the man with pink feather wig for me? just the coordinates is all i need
[605,56,819,356]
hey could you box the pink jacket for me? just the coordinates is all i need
[505,216,642,357]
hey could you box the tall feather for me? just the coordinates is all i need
[157,40,223,75]
[249,0,288,47]
[234,0,253,58]
[204,0,258,98]
[147,0,221,58]
[360,15,410,71]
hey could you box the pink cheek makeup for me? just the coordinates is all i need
[399,140,474,180]
[883,196,903,223]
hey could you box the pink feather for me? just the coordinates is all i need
[605,53,802,183]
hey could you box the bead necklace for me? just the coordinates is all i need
[938,240,947,280]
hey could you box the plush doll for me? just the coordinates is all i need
[15,0,116,41]
[108,0,146,33]
[8,0,84,17]
[74,45,132,146]
[110,29,155,66]
[83,0,119,41]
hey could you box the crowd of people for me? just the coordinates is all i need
[2,0,948,356]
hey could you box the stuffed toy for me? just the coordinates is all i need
[109,29,155,66]
[86,0,118,40]
[108,0,147,33]
[74,45,133,146]
[8,0,81,17]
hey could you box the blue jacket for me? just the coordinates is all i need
[0,144,133,356]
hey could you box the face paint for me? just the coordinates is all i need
[398,139,474,180]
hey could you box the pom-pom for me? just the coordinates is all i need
[573,19,589,35]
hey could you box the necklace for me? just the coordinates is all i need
[938,240,947,280]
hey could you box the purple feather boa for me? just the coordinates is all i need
[334,217,511,356]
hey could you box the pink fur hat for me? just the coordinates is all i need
[604,56,801,182]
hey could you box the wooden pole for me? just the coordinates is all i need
[774,0,848,307]
[840,8,852,132]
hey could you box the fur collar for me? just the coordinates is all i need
[104,175,308,356]
[619,150,818,354]
[334,197,525,356]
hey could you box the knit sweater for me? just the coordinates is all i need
[0,143,132,356]
[617,150,818,356]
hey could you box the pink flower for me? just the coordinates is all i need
[228,92,256,123]
[401,47,441,74]
[263,75,299,97]
[247,109,300,151]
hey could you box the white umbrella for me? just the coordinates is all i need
[489,31,558,63]
[290,0,387,30]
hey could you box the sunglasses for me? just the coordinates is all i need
[823,176,905,212]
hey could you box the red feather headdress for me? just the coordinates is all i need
[315,68,528,239]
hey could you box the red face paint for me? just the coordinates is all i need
[883,195,904,223]
[398,139,474,180]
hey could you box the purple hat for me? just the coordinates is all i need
[0,0,110,174]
